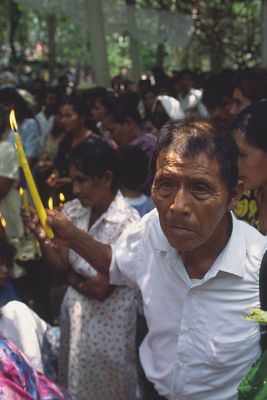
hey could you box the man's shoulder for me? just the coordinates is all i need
[124,208,164,248]
[234,215,267,257]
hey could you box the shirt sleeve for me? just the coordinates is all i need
[109,220,144,289]
[0,142,19,180]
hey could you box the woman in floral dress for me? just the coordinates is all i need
[25,136,140,400]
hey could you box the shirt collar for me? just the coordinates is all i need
[94,190,133,225]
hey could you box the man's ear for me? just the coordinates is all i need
[228,179,245,210]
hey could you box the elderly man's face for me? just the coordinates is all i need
[152,148,238,254]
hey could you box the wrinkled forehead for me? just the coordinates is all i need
[156,146,220,173]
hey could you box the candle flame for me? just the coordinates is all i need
[59,193,65,202]
[48,197,54,210]
[19,187,23,196]
[1,217,6,229]
[9,109,18,132]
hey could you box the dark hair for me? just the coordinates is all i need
[107,96,141,125]
[0,88,33,122]
[202,71,235,110]
[232,100,267,152]
[60,95,87,118]
[141,86,158,99]
[0,106,7,137]
[93,93,117,112]
[69,136,120,193]
[118,145,149,190]
[0,236,16,268]
[153,118,239,195]
[234,68,267,102]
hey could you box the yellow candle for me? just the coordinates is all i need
[9,110,54,239]
[19,187,30,212]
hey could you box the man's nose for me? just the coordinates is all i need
[170,188,191,214]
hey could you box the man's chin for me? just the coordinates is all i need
[165,233,198,252]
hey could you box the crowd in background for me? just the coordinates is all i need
[0,64,267,399]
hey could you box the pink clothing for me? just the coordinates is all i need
[0,335,71,399]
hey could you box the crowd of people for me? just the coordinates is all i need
[0,65,267,399]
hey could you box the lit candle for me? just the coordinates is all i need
[19,186,30,212]
[48,196,54,210]
[0,213,7,239]
[59,192,65,208]
[9,110,54,239]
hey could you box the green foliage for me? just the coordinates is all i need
[0,0,263,80]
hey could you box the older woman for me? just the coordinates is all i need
[23,136,140,400]
[232,100,267,234]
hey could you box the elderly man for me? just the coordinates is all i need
[25,118,267,400]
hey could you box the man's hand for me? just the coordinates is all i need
[21,206,78,248]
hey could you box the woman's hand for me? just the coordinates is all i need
[68,268,115,301]
[35,160,54,174]
[47,172,72,189]
[47,170,60,188]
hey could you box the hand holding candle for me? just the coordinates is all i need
[9,110,54,239]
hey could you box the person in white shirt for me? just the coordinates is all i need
[35,87,58,146]
[23,118,267,400]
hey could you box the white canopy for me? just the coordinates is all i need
[14,0,194,85]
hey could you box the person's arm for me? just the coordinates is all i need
[21,206,111,276]
[46,209,112,276]
[67,268,115,301]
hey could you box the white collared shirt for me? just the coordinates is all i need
[110,209,267,400]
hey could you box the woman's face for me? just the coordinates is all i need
[233,129,267,190]
[91,100,106,122]
[69,163,111,208]
[60,104,84,134]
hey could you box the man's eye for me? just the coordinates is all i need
[192,184,210,195]
[238,151,247,158]
[159,180,175,190]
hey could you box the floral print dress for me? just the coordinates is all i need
[59,191,140,400]
[234,189,260,230]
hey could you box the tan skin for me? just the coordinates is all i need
[47,104,92,190]
[23,163,116,301]
[151,149,243,278]
[229,87,251,117]
[22,147,243,282]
